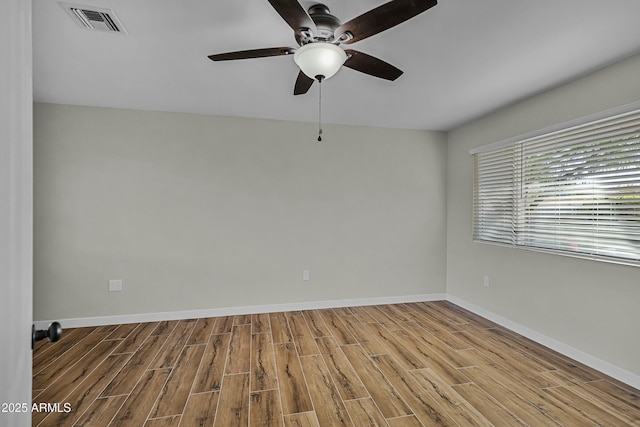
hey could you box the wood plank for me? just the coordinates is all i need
[31,389,44,402]
[101,334,169,397]
[404,306,471,348]
[600,375,640,397]
[283,412,319,427]
[179,391,219,427]
[402,321,475,369]
[212,316,234,334]
[32,327,95,374]
[337,315,387,356]
[386,415,423,427]
[93,324,119,334]
[489,326,604,382]
[427,328,474,351]
[404,303,455,330]
[585,379,640,412]
[33,353,130,427]
[303,310,332,337]
[331,307,353,316]
[150,320,180,336]
[252,313,271,334]
[314,337,368,400]
[149,319,198,369]
[501,376,588,424]
[106,323,140,340]
[192,333,231,393]
[32,339,119,412]
[114,322,160,354]
[377,304,413,325]
[286,311,319,356]
[365,323,425,370]
[460,346,583,419]
[300,355,352,426]
[450,382,527,426]
[213,373,250,427]
[538,368,585,388]
[273,343,313,415]
[476,324,558,371]
[343,398,387,427]
[436,301,498,329]
[371,354,455,426]
[361,306,403,330]
[226,324,252,374]
[269,312,293,344]
[339,345,412,419]
[405,306,472,349]
[456,325,557,376]
[145,415,182,427]
[459,366,564,425]
[73,395,127,427]
[346,306,377,324]
[33,332,109,390]
[522,386,619,426]
[187,317,216,345]
[234,314,252,325]
[251,332,278,392]
[317,309,357,345]
[409,367,492,426]
[422,301,471,326]
[393,328,471,386]
[250,389,284,427]
[543,385,636,426]
[150,344,207,418]
[110,368,171,427]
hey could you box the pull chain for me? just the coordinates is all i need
[316,75,324,141]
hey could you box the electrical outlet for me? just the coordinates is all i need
[302,270,310,281]
[483,275,490,288]
[108,279,123,292]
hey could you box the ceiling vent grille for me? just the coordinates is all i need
[59,2,127,34]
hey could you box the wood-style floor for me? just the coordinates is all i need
[33,301,640,426]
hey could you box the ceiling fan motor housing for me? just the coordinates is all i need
[307,4,341,41]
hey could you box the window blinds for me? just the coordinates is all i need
[473,106,640,266]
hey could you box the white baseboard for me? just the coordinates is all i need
[33,293,446,330]
[447,295,640,390]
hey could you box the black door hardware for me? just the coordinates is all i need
[32,322,62,350]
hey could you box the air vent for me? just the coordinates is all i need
[59,2,126,34]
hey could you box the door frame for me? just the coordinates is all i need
[0,0,33,425]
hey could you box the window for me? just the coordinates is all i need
[471,103,640,266]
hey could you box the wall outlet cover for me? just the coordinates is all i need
[108,279,123,292]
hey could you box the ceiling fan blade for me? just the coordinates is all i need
[343,50,403,81]
[294,71,314,95]
[267,0,317,37]
[208,47,296,61]
[334,0,437,44]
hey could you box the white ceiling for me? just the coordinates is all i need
[33,0,640,131]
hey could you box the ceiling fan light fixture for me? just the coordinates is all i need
[294,42,347,80]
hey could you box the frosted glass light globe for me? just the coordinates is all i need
[294,43,347,80]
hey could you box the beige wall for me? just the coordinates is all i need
[34,104,447,320]
[446,53,640,376]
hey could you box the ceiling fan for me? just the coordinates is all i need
[208,0,438,95]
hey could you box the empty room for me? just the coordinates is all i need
[2,0,640,426]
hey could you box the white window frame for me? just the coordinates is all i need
[471,102,640,267]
